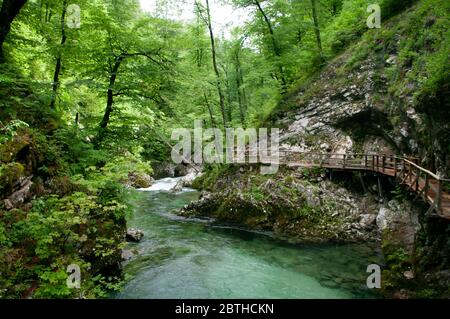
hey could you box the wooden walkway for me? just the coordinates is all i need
[271,152,450,219]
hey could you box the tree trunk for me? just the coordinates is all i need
[205,0,227,130]
[0,0,28,63]
[50,1,68,109]
[234,49,246,127]
[195,14,204,68]
[254,0,277,55]
[203,92,216,128]
[100,56,123,129]
[253,0,286,91]
[45,3,52,23]
[223,65,233,123]
[310,0,324,63]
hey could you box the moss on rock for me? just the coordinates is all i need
[181,166,379,243]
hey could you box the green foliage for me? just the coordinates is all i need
[415,288,440,299]
[249,185,265,201]
[191,164,233,191]
[0,120,29,144]
[34,268,74,299]
[381,240,412,291]
[0,162,25,192]
[75,154,152,192]
[301,167,327,179]
[391,186,410,201]
[0,178,128,298]
[380,0,418,20]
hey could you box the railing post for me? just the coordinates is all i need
[437,179,442,212]
[372,155,375,171]
[415,168,419,191]
[394,157,398,178]
[365,155,368,169]
[423,174,429,201]
[408,162,412,184]
[382,156,386,173]
[343,155,346,169]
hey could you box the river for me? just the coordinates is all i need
[115,177,382,299]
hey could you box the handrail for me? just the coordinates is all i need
[238,150,448,217]
[241,150,448,181]
[278,152,447,181]
[402,158,441,180]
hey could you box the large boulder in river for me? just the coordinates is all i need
[152,162,176,179]
[126,228,144,242]
[170,180,184,193]
[170,171,203,192]
[126,172,153,189]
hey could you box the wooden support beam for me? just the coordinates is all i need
[359,172,367,194]
[378,176,383,199]
[416,174,429,201]
[398,161,405,183]
[425,203,436,217]
[412,169,420,192]
[437,179,442,212]
[407,162,412,185]
[394,157,398,178]
[415,168,420,191]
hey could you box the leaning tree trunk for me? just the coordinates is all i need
[50,0,68,109]
[100,56,124,130]
[310,0,324,63]
[253,0,287,91]
[235,50,246,128]
[223,64,233,123]
[203,92,217,128]
[205,0,228,130]
[0,0,28,63]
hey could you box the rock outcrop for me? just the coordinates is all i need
[376,200,420,255]
[171,170,203,193]
[126,228,145,242]
[125,171,153,189]
[181,167,382,243]
[3,175,33,210]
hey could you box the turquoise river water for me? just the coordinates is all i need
[115,178,382,299]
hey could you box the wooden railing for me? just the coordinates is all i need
[238,150,449,218]
[396,158,450,214]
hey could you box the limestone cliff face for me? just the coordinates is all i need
[276,56,395,156]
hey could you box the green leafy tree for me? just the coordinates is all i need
[0,0,28,63]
